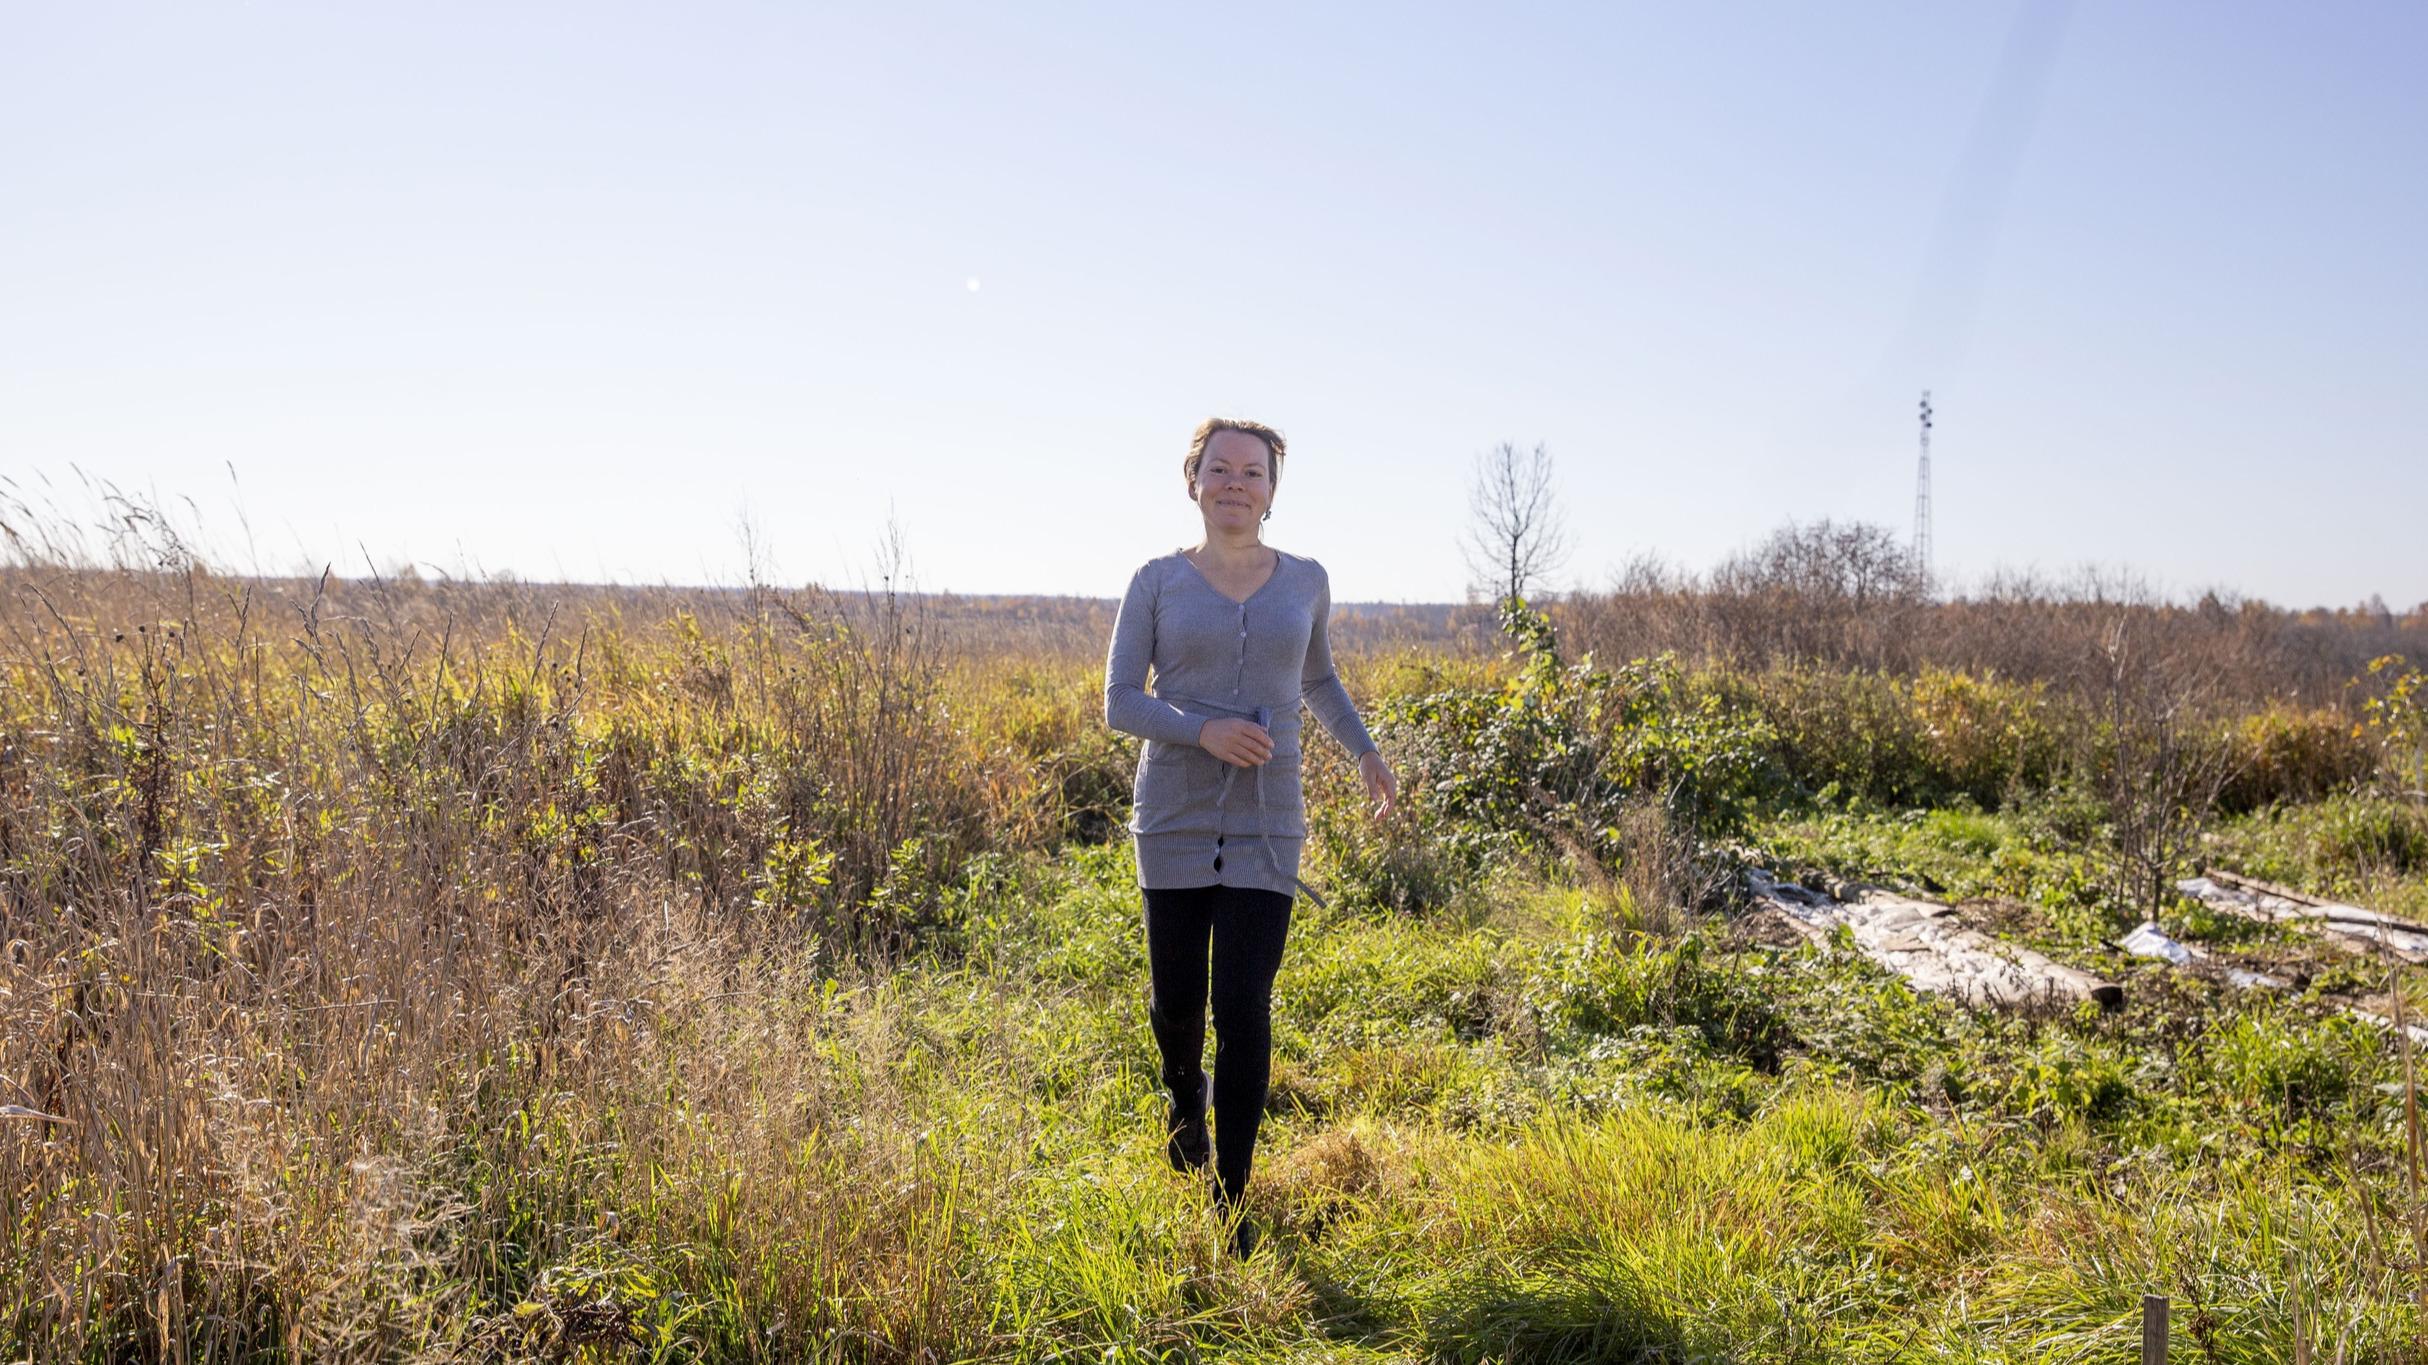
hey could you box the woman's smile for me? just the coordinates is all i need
[1194,429,1273,526]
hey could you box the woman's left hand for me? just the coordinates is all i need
[1358,749,1399,822]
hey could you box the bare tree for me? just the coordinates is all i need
[2090,612,2242,922]
[1462,440,1571,608]
[1706,519,1927,670]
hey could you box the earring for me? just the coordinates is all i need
[1261,509,1271,522]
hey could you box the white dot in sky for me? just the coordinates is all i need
[966,277,981,293]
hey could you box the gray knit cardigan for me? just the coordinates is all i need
[1103,546,1379,900]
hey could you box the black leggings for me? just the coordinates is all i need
[1142,883,1294,1201]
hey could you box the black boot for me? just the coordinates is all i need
[1231,1214,1260,1257]
[1214,1179,1260,1257]
[1165,1072,1211,1172]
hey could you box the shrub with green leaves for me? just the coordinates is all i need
[1721,664,2067,812]
[1352,602,1784,905]
[2361,652,2428,795]
[2216,701,2376,813]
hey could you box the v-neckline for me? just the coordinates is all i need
[1178,546,1282,607]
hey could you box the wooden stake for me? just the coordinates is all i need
[2142,1294,2168,1364]
[2391,956,2428,1360]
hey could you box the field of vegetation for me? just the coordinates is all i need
[7,512,2428,1362]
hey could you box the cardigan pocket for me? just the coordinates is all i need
[1131,740,1215,834]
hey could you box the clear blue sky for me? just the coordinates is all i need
[5,2,2422,607]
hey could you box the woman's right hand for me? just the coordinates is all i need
[1198,717,1274,767]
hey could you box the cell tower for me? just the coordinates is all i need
[1912,391,1934,585]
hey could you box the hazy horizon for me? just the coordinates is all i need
[7,468,2416,618]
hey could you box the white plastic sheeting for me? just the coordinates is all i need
[2176,872,2428,963]
[1744,871,2122,1011]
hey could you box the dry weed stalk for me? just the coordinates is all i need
[0,496,1023,1357]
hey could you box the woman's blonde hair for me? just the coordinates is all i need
[1182,417,1286,496]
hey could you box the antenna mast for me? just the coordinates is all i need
[1912,391,1934,585]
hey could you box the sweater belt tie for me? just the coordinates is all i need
[1202,702,1324,909]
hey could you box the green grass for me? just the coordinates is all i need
[2212,794,2428,919]
[443,845,2420,1361]
[13,832,2420,1360]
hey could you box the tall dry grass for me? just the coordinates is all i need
[0,498,1079,1357]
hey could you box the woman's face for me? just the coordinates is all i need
[1191,429,1273,534]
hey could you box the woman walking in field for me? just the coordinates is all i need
[1103,417,1399,1256]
